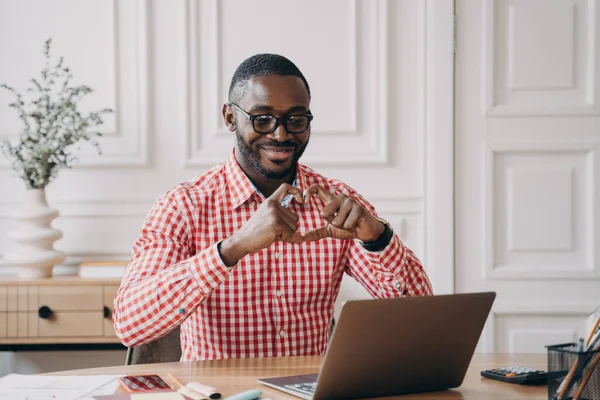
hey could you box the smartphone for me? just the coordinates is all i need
[118,374,172,393]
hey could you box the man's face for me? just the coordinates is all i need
[225,75,311,179]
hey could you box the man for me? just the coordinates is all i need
[113,54,432,361]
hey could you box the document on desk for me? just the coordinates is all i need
[0,373,121,400]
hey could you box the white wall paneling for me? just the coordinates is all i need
[424,0,455,294]
[483,0,599,116]
[478,304,600,353]
[457,0,600,353]
[484,142,599,279]
[0,0,150,166]
[183,0,390,166]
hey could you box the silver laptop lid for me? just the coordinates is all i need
[312,292,496,400]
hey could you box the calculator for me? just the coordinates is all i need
[480,366,548,384]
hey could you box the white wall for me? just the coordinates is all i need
[455,0,600,353]
[0,0,451,374]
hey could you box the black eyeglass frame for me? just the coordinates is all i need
[228,103,314,134]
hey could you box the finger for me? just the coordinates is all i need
[278,223,304,244]
[273,219,299,243]
[270,183,304,204]
[302,225,330,242]
[320,196,344,222]
[276,207,300,231]
[284,232,305,244]
[341,206,362,231]
[304,184,335,205]
[329,199,353,228]
[274,201,300,222]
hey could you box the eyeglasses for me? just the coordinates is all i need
[228,103,313,134]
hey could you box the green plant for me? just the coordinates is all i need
[0,38,112,189]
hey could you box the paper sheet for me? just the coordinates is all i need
[79,379,122,400]
[0,373,121,400]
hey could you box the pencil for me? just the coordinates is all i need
[557,358,579,399]
[586,317,600,347]
[572,352,600,400]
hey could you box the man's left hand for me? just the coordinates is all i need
[301,184,385,243]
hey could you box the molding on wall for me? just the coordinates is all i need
[212,0,360,137]
[492,303,600,315]
[479,304,600,352]
[183,0,390,166]
[482,0,599,117]
[0,0,151,168]
[482,141,600,280]
[424,0,455,294]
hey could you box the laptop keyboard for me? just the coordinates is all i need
[285,382,317,395]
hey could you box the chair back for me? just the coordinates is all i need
[125,326,181,365]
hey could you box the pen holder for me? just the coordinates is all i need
[546,343,600,400]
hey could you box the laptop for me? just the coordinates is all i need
[258,292,495,399]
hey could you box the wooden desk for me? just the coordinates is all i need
[51,353,549,399]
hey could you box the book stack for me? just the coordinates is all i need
[78,261,128,278]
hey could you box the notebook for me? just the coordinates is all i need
[258,292,496,399]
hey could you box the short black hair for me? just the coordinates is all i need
[228,53,311,104]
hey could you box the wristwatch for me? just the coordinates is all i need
[360,217,394,252]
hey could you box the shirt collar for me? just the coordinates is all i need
[226,148,302,209]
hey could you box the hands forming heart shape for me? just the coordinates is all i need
[228,183,385,256]
[219,183,386,266]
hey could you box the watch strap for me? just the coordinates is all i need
[360,218,393,252]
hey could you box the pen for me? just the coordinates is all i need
[167,373,205,400]
[187,381,222,399]
[223,389,262,400]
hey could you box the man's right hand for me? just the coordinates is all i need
[219,183,305,267]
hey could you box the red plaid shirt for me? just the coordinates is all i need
[113,150,432,361]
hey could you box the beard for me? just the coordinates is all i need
[235,129,309,179]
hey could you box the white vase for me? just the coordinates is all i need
[4,188,66,278]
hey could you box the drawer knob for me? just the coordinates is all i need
[103,306,111,319]
[38,305,53,319]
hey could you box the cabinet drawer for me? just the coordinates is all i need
[38,312,104,337]
[38,286,103,311]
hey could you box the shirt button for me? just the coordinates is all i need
[276,290,282,297]
[279,330,286,338]
[274,252,280,259]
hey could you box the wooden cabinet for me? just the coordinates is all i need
[0,278,123,346]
